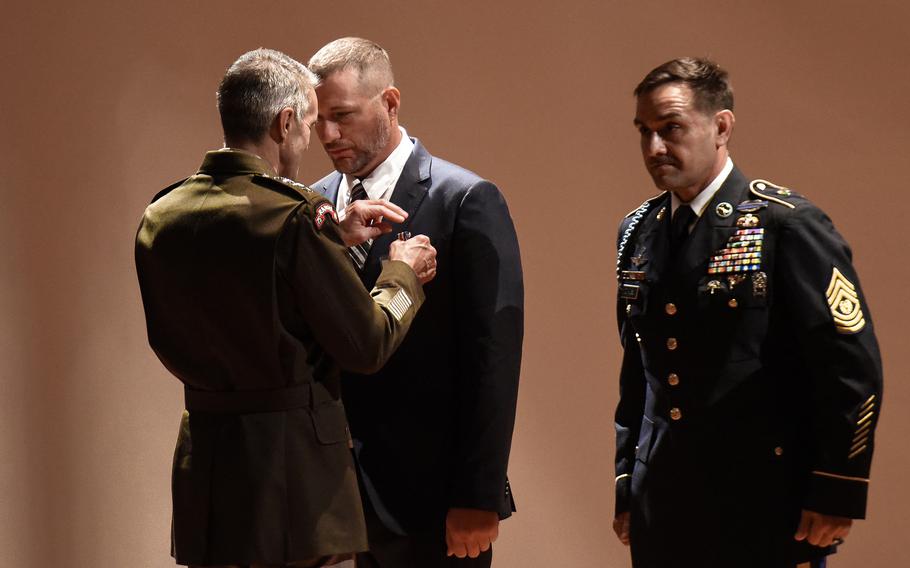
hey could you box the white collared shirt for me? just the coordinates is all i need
[335,126,414,219]
[670,156,734,231]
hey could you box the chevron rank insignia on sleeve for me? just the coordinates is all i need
[826,267,866,334]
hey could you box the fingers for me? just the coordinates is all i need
[349,200,408,224]
[794,510,811,542]
[613,512,631,546]
[795,510,853,547]
[445,508,497,559]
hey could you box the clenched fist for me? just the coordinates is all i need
[389,235,437,285]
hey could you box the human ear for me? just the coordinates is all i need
[715,110,735,147]
[271,107,296,143]
[383,86,401,121]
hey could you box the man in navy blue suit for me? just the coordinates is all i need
[308,38,523,568]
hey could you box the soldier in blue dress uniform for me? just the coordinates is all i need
[612,58,883,568]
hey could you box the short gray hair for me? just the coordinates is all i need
[308,37,394,94]
[217,48,317,143]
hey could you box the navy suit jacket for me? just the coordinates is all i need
[312,138,523,533]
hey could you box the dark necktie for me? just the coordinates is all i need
[348,181,370,271]
[670,204,696,255]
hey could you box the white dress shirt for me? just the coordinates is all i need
[670,156,734,230]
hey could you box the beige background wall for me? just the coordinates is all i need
[2,1,908,566]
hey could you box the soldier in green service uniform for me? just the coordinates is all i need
[612,58,882,568]
[135,48,437,568]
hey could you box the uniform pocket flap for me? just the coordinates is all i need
[310,401,350,445]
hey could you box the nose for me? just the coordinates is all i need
[316,119,339,144]
[645,132,667,157]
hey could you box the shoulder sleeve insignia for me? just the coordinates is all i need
[826,267,866,334]
[314,201,339,231]
[749,179,797,209]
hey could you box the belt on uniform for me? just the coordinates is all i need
[184,382,321,414]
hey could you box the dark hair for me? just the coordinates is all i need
[634,57,733,112]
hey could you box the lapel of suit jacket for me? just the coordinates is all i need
[314,172,343,204]
[675,167,749,281]
[361,138,431,286]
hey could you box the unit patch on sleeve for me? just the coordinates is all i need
[826,267,866,334]
[314,202,339,231]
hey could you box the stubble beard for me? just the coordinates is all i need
[335,114,393,177]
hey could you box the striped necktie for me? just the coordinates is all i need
[348,181,370,271]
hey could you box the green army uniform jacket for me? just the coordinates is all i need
[135,149,425,566]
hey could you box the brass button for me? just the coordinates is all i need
[666,337,678,350]
[774,446,783,456]
[626,304,632,316]
[635,332,642,343]
[728,298,739,308]
[670,408,682,421]
[665,303,677,315]
[668,373,680,386]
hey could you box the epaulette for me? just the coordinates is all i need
[624,191,667,218]
[252,173,317,201]
[150,177,189,203]
[749,179,803,209]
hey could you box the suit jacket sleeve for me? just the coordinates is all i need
[448,180,524,513]
[776,202,883,519]
[614,218,646,517]
[276,197,426,375]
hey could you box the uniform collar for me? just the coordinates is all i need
[671,156,734,218]
[198,148,278,176]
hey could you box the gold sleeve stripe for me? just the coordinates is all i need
[615,473,631,484]
[853,422,873,440]
[850,438,868,452]
[848,445,868,460]
[861,394,876,411]
[812,470,869,483]
[857,411,875,427]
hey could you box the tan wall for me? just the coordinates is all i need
[2,1,908,566]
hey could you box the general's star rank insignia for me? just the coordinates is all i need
[826,267,866,334]
[314,202,338,230]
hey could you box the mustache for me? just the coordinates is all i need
[647,157,677,168]
[324,141,353,152]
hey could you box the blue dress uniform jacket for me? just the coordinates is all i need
[135,150,425,566]
[614,167,883,568]
[312,138,523,541]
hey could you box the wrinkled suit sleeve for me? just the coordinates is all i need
[449,180,524,513]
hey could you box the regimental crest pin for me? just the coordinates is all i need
[715,202,733,218]
[655,206,667,221]
[826,267,866,334]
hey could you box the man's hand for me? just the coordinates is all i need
[389,235,437,285]
[613,511,631,545]
[794,509,852,547]
[445,508,499,559]
[338,199,408,246]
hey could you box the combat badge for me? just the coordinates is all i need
[826,267,866,333]
[736,200,769,213]
[314,202,339,230]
